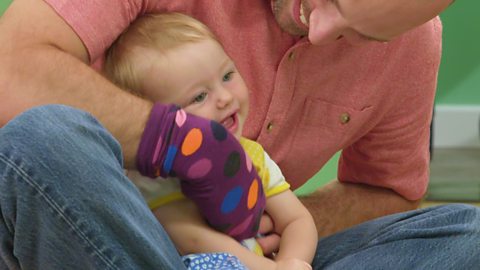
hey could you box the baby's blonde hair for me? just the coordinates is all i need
[104,13,216,96]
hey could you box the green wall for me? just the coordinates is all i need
[0,0,11,15]
[436,1,480,104]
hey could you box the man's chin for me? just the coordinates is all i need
[283,24,308,36]
[274,16,308,36]
[272,5,308,36]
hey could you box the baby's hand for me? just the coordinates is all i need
[275,258,312,270]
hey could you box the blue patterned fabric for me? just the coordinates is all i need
[183,252,248,270]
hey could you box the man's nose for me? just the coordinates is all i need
[308,7,345,45]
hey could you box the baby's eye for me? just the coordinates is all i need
[191,92,208,104]
[222,71,235,82]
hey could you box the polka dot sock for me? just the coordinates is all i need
[137,103,266,240]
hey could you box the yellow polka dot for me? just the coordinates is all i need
[181,128,203,156]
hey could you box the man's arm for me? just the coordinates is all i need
[300,180,420,238]
[258,180,421,254]
[0,0,148,167]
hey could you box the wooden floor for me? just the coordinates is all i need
[421,200,480,208]
[424,147,480,204]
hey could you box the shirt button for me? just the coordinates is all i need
[340,113,350,124]
[266,122,274,133]
[288,52,295,61]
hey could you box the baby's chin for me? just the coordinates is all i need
[233,130,242,140]
[234,125,245,139]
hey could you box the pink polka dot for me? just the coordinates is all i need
[245,153,252,172]
[175,109,187,127]
[152,136,163,164]
[187,158,212,179]
[228,214,253,237]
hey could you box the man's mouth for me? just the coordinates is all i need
[271,0,308,36]
[293,0,309,29]
[299,1,309,27]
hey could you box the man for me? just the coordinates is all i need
[1,0,477,269]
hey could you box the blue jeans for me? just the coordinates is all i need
[1,105,479,269]
[312,203,480,269]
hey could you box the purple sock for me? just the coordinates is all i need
[137,103,266,240]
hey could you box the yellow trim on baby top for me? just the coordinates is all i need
[148,192,185,209]
[239,138,290,197]
[241,237,264,256]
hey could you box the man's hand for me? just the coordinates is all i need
[256,213,281,256]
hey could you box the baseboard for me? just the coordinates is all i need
[433,105,480,148]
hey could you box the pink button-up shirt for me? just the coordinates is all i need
[45,0,441,200]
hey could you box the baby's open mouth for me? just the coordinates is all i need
[220,113,238,134]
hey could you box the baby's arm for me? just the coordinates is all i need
[154,199,295,270]
[265,189,318,264]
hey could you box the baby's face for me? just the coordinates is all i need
[141,39,249,139]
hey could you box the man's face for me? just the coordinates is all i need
[271,0,454,45]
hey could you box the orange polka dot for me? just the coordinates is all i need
[247,179,259,210]
[181,128,203,156]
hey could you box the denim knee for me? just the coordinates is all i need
[446,203,480,231]
[1,105,123,169]
[1,106,185,269]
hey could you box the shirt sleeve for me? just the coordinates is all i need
[338,18,442,201]
[239,138,290,198]
[44,0,145,63]
[262,151,291,198]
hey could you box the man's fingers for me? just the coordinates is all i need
[258,213,274,234]
[256,233,281,256]
[257,213,280,256]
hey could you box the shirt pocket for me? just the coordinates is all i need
[295,98,374,151]
[300,99,372,130]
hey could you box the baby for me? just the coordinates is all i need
[104,13,317,270]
